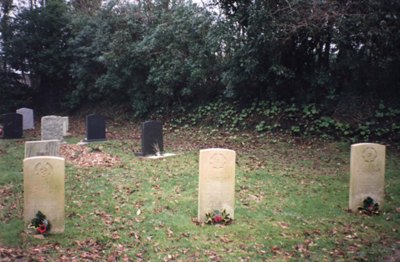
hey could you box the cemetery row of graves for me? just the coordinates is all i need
[0,108,399,260]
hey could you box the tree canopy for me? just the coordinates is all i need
[0,0,399,116]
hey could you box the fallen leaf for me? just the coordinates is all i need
[167,228,174,238]
[219,236,232,243]
[276,222,290,229]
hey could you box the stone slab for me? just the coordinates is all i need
[138,153,177,159]
[41,116,64,141]
[85,114,106,142]
[2,113,23,139]
[349,143,386,211]
[198,148,236,222]
[16,108,34,130]
[141,120,163,156]
[25,140,61,158]
[24,156,65,233]
[62,117,69,136]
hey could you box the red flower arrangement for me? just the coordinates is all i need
[214,215,223,223]
[28,211,51,235]
[358,197,380,215]
[205,209,232,225]
[37,224,47,234]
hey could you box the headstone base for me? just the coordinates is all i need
[136,152,176,159]
[83,138,107,143]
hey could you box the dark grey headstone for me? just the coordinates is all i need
[85,114,106,142]
[2,113,23,139]
[141,120,163,156]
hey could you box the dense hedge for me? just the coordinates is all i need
[0,0,399,141]
[161,99,400,143]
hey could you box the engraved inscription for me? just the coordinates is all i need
[34,162,53,177]
[37,151,49,156]
[362,147,377,162]
[31,177,56,194]
[210,153,226,169]
[30,203,58,214]
[356,166,381,177]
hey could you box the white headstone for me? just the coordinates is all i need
[349,143,386,211]
[24,156,65,233]
[198,148,236,222]
[16,108,34,129]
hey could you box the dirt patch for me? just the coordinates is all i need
[60,144,120,168]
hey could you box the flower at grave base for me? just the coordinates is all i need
[205,209,232,225]
[213,215,223,223]
[358,197,380,216]
[29,211,51,235]
[37,224,47,234]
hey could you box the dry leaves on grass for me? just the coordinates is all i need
[1,240,109,261]
[0,244,63,262]
[0,186,13,205]
[0,186,18,222]
[60,144,120,167]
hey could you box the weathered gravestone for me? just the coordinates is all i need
[16,108,34,130]
[2,113,23,139]
[141,120,163,156]
[198,148,236,223]
[25,140,61,158]
[62,117,69,136]
[41,116,64,141]
[85,114,106,142]
[24,156,65,233]
[349,143,386,211]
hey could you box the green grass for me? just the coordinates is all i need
[0,127,399,261]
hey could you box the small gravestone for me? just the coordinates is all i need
[62,117,69,136]
[84,114,106,142]
[2,113,23,139]
[16,108,34,130]
[25,140,61,158]
[41,116,64,141]
[24,156,65,233]
[349,143,386,212]
[141,120,163,156]
[198,148,236,223]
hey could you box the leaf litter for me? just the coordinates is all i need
[60,144,120,167]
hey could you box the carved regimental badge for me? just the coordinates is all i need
[362,147,378,162]
[34,162,53,177]
[210,153,226,169]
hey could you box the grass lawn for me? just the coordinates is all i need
[1,119,399,261]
